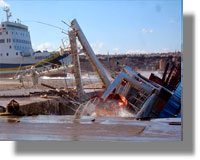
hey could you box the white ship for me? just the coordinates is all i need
[0,7,69,78]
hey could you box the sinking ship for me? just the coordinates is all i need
[0,7,69,78]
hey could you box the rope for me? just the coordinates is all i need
[61,20,71,28]
[22,20,68,33]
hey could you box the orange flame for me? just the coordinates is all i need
[118,94,128,107]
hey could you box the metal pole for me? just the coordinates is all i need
[71,19,110,88]
[68,30,85,99]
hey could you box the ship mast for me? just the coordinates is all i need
[4,6,12,22]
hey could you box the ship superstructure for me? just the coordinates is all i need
[0,7,68,77]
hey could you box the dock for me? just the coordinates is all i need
[0,116,181,141]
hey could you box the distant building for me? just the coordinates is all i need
[159,59,166,71]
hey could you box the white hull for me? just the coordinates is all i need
[0,52,70,77]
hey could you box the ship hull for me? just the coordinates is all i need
[0,53,69,78]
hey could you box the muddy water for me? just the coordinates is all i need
[0,115,181,141]
[0,115,145,141]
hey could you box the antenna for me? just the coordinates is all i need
[4,6,12,22]
[17,19,21,24]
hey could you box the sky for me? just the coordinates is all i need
[0,0,182,54]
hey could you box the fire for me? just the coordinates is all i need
[93,93,128,116]
[118,94,128,106]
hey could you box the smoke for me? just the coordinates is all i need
[0,0,9,7]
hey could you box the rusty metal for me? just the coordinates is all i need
[68,30,85,99]
[166,64,175,84]
[162,62,169,81]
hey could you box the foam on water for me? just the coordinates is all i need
[40,73,100,82]
[117,108,135,117]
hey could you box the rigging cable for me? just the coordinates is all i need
[22,20,69,34]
